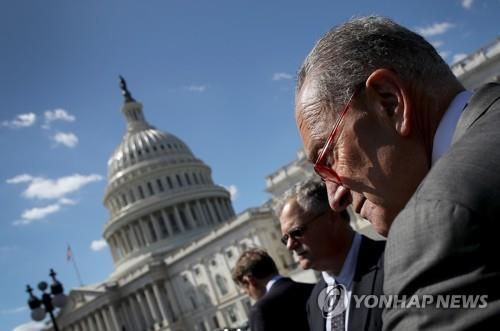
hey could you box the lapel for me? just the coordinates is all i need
[309,278,328,331]
[452,83,500,144]
[347,236,384,331]
[263,277,290,299]
[311,275,327,331]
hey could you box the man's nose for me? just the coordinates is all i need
[286,237,299,251]
[325,181,352,211]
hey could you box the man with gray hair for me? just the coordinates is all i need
[276,179,384,331]
[295,15,500,329]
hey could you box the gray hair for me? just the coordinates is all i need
[296,16,457,110]
[275,178,348,221]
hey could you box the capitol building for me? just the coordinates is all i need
[51,78,321,331]
[48,36,500,331]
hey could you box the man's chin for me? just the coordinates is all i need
[298,257,312,270]
[360,201,395,237]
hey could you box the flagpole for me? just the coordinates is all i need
[67,245,84,286]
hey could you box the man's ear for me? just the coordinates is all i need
[365,69,412,137]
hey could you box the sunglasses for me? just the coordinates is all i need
[280,213,323,246]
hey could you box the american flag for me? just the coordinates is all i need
[66,245,73,262]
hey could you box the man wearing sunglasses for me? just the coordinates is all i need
[295,16,500,330]
[276,179,385,331]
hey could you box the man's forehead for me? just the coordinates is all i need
[295,80,334,162]
[281,198,319,228]
[281,199,306,224]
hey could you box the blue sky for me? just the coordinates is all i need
[1,0,499,330]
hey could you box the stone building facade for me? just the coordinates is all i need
[51,82,312,331]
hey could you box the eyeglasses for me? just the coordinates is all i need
[280,213,323,246]
[314,89,359,184]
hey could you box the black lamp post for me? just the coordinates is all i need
[26,269,68,331]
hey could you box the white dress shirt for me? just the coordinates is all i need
[265,274,285,293]
[432,90,472,165]
[322,232,362,331]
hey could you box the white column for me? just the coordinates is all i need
[201,260,220,303]
[136,290,153,329]
[109,304,121,331]
[205,200,217,224]
[94,311,105,331]
[128,296,143,330]
[121,230,133,254]
[183,203,197,229]
[117,230,130,254]
[216,198,228,220]
[78,320,87,331]
[100,307,112,331]
[127,224,139,251]
[117,302,133,331]
[195,200,208,226]
[222,198,230,217]
[220,250,235,293]
[134,221,146,247]
[144,286,161,327]
[139,218,153,244]
[164,280,181,320]
[160,209,174,236]
[86,315,97,331]
[173,206,186,232]
[212,198,224,222]
[152,282,170,326]
[150,212,164,240]
[107,237,118,261]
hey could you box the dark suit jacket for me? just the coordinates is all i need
[384,83,500,330]
[250,277,314,331]
[307,236,385,331]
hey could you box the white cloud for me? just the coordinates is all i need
[59,197,77,205]
[14,204,61,225]
[13,198,78,226]
[6,174,34,184]
[224,185,238,201]
[43,109,75,129]
[272,72,293,81]
[431,40,444,48]
[90,239,108,252]
[461,0,474,9]
[1,113,36,129]
[186,85,207,92]
[12,321,46,331]
[9,174,101,225]
[20,174,103,200]
[52,132,79,148]
[452,53,468,64]
[416,22,455,37]
[1,306,27,314]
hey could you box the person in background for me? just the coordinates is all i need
[232,248,313,331]
[276,179,384,331]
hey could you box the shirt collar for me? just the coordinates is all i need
[322,232,362,288]
[432,90,472,165]
[265,274,285,293]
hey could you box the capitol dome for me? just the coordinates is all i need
[102,78,235,272]
[107,121,195,181]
